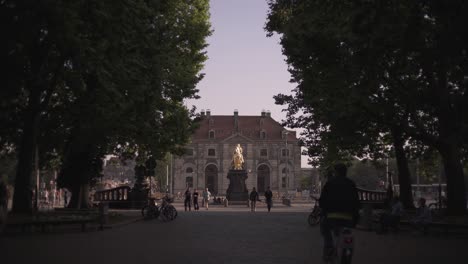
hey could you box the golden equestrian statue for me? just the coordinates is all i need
[232,144,244,170]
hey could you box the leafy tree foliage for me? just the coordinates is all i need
[266,0,468,214]
[1,0,211,211]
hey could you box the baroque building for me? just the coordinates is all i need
[173,110,301,196]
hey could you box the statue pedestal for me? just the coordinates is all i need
[226,170,248,201]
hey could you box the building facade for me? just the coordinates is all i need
[173,110,301,196]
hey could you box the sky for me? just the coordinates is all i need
[185,0,310,167]
[185,0,294,120]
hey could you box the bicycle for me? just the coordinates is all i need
[323,227,354,264]
[141,198,160,220]
[308,196,321,226]
[159,195,178,222]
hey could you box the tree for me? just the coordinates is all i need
[266,0,468,214]
[2,0,211,211]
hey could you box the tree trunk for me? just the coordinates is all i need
[68,184,91,209]
[391,126,414,209]
[438,143,466,215]
[11,104,40,214]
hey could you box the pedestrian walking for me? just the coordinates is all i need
[249,187,260,212]
[193,189,199,210]
[202,188,211,210]
[64,189,68,208]
[184,187,192,211]
[264,186,273,212]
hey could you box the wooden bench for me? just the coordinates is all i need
[7,216,95,232]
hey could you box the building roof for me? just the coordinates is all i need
[192,110,297,142]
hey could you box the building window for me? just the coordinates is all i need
[260,149,268,157]
[186,167,193,173]
[282,177,287,188]
[260,131,266,139]
[281,149,289,157]
[186,176,193,188]
[209,130,215,139]
[185,148,194,156]
[208,148,216,156]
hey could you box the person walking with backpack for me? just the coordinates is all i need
[264,186,273,212]
[192,189,200,211]
[249,187,260,212]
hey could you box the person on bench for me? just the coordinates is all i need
[378,196,403,234]
[411,198,432,234]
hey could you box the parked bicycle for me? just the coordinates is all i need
[159,194,178,222]
[141,198,160,220]
[308,196,321,226]
[141,195,177,222]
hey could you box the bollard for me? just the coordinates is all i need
[361,203,373,230]
[98,202,109,230]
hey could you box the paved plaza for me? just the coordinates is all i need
[1,204,468,264]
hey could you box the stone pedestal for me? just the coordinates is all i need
[226,170,248,201]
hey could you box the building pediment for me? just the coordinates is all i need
[222,133,254,143]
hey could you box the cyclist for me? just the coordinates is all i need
[319,163,360,260]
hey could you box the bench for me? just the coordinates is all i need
[372,211,468,236]
[7,216,95,233]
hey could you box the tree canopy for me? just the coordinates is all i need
[266,0,468,214]
[1,0,211,211]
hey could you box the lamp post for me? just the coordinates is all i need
[284,131,289,198]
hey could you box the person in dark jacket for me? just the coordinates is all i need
[319,163,360,259]
[264,186,273,212]
[192,189,199,211]
[249,187,260,212]
[184,187,192,211]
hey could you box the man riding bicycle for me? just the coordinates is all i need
[319,163,360,261]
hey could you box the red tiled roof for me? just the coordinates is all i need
[192,115,297,142]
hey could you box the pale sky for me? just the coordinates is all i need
[185,0,310,167]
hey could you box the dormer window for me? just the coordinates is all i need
[209,130,215,139]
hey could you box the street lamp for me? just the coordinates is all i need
[284,130,289,197]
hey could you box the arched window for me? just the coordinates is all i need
[257,164,270,193]
[209,130,215,139]
[260,131,266,139]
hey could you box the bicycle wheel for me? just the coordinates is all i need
[160,207,170,222]
[169,206,178,220]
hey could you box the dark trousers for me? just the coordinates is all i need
[266,199,272,212]
[193,198,199,210]
[184,198,191,211]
